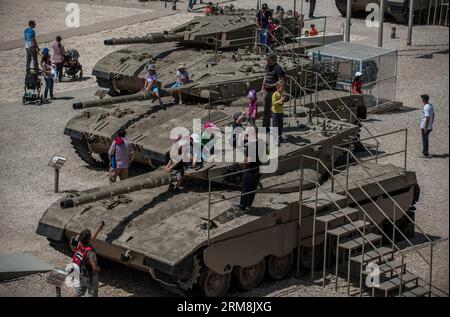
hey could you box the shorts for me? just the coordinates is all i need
[171,82,183,89]
[75,274,99,297]
[151,86,159,94]
[259,30,270,47]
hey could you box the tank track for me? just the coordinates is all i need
[71,136,109,169]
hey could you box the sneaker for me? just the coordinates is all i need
[419,154,430,158]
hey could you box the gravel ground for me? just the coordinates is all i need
[0,0,448,297]
[0,0,154,42]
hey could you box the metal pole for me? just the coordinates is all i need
[378,0,385,47]
[294,0,297,14]
[296,156,304,277]
[323,17,327,47]
[429,244,433,296]
[207,171,211,245]
[433,0,439,25]
[345,0,351,42]
[55,286,61,297]
[311,160,319,282]
[407,0,415,45]
[54,168,59,193]
[404,129,408,172]
[172,0,176,11]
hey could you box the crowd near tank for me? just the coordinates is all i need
[335,0,443,24]
[36,3,431,297]
[38,98,419,296]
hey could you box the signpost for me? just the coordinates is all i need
[48,155,66,193]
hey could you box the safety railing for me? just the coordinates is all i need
[329,144,439,296]
[204,145,441,296]
[299,153,441,297]
[285,73,379,160]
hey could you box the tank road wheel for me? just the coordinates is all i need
[233,260,266,291]
[197,268,231,297]
[267,253,294,280]
[70,137,109,169]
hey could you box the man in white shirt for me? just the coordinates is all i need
[420,94,434,158]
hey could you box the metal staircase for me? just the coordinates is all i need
[296,153,448,297]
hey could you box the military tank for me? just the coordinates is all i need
[93,13,304,96]
[37,93,421,296]
[335,0,441,24]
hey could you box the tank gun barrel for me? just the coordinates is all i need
[104,33,184,46]
[72,91,154,109]
[60,170,172,209]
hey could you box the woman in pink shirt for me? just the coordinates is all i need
[52,36,65,82]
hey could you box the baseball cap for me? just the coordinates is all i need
[355,71,363,77]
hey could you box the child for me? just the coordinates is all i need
[144,64,163,106]
[309,24,318,36]
[271,81,288,143]
[247,89,257,126]
[165,137,188,190]
[171,63,190,105]
[41,51,54,100]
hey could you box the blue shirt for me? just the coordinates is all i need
[24,27,36,48]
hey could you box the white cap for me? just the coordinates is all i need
[191,133,201,144]
[355,71,363,77]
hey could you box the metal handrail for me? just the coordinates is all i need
[302,70,380,149]
[285,74,377,158]
[334,145,433,245]
[285,75,344,121]
[299,154,440,296]
[298,156,406,289]
[204,150,439,295]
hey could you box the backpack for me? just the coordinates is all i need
[72,243,93,274]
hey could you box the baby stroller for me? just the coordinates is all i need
[22,72,44,105]
[63,49,83,79]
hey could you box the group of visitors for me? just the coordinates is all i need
[24,20,67,100]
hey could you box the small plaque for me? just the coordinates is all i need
[48,155,66,169]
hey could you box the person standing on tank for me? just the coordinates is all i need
[235,127,262,212]
[260,52,285,129]
[256,3,273,52]
[108,129,135,182]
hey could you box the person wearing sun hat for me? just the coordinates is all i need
[171,62,190,105]
[352,71,363,95]
[144,63,163,106]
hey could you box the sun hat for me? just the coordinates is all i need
[355,71,363,77]
[147,64,156,71]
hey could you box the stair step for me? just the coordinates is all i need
[302,192,347,210]
[362,259,404,275]
[338,233,382,250]
[396,286,430,297]
[316,207,359,224]
[376,273,418,293]
[350,246,394,264]
[327,220,369,237]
